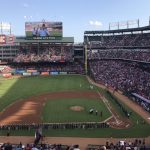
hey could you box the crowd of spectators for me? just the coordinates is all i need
[0,142,78,150]
[87,138,149,150]
[89,60,150,101]
[88,49,150,62]
[0,139,149,150]
[13,47,73,63]
[86,33,150,48]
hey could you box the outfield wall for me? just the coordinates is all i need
[0,69,85,78]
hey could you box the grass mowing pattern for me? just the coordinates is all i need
[0,75,94,112]
[0,76,150,137]
[43,98,110,123]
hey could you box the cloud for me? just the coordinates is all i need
[95,21,102,26]
[89,20,103,27]
[23,15,33,20]
[23,3,29,8]
[89,21,94,25]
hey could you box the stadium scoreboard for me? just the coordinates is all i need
[25,22,63,40]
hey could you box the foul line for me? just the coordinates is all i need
[97,91,120,125]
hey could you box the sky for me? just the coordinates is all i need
[0,0,150,42]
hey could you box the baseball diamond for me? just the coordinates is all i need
[0,3,150,148]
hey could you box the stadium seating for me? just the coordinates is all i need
[88,49,150,62]
[1,139,150,150]
[85,33,150,48]
[0,143,70,150]
[13,47,73,63]
[88,60,150,111]
[87,139,150,150]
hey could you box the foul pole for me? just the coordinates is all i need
[84,44,88,75]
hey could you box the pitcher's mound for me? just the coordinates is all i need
[70,106,84,112]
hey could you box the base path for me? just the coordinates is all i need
[0,91,99,125]
[87,76,150,124]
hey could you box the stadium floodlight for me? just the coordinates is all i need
[0,22,11,34]
[1,22,11,30]
[109,22,119,28]
[109,19,139,30]
[127,19,139,25]
[119,21,128,27]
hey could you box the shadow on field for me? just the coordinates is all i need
[0,75,97,124]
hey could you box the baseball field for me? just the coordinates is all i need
[0,75,150,138]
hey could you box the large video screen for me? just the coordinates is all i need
[25,22,62,39]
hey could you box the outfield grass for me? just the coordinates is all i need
[43,98,110,123]
[0,75,150,137]
[0,75,94,112]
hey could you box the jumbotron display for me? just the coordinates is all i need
[25,22,62,39]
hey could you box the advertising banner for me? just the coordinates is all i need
[32,72,40,76]
[68,71,77,74]
[27,69,37,73]
[50,71,59,75]
[7,34,15,44]
[23,72,31,76]
[59,72,67,75]
[2,73,12,78]
[41,72,49,75]
[0,35,6,45]
[15,70,26,74]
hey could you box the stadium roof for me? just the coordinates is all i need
[84,25,150,35]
